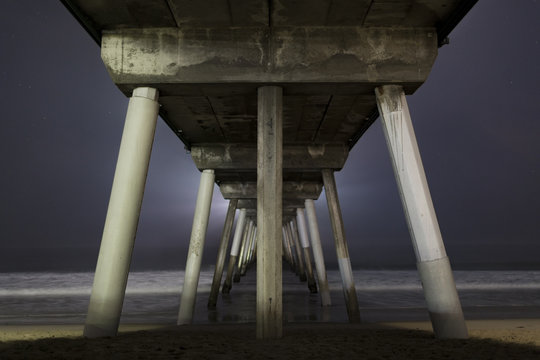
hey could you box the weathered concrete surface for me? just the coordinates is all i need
[208,199,237,308]
[102,27,437,89]
[222,208,247,294]
[177,169,215,325]
[305,199,331,306]
[418,257,468,339]
[84,87,159,338]
[375,84,467,339]
[191,144,348,171]
[237,199,308,211]
[322,169,361,323]
[220,181,322,200]
[256,86,282,339]
[65,0,474,35]
[297,208,318,293]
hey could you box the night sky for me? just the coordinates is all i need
[0,0,538,272]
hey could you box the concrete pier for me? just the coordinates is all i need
[322,169,361,322]
[375,85,468,339]
[63,0,477,340]
[239,220,254,276]
[282,226,294,269]
[291,219,307,281]
[177,169,215,325]
[222,208,247,294]
[84,87,159,338]
[305,199,331,306]
[256,86,283,339]
[296,208,318,293]
[208,199,238,308]
[234,220,250,282]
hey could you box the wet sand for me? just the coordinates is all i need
[1,320,539,359]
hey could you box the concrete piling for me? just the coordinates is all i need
[177,169,215,325]
[256,86,283,339]
[304,199,331,306]
[322,169,361,323]
[84,87,159,338]
[208,199,238,308]
[222,208,247,294]
[291,220,307,281]
[296,208,318,293]
[375,85,468,339]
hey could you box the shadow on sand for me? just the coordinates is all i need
[1,323,539,359]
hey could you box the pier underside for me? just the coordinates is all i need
[62,0,477,340]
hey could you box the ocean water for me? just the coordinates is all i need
[1,269,540,325]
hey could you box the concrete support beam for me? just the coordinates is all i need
[177,169,215,325]
[322,169,361,323]
[208,199,238,308]
[84,87,159,338]
[236,199,307,211]
[191,144,348,172]
[102,27,437,92]
[297,208,318,293]
[375,85,467,339]
[305,199,331,306]
[222,208,247,294]
[220,181,322,200]
[256,86,283,339]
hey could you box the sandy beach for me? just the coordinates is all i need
[1,320,539,359]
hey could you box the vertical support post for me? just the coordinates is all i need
[296,208,318,293]
[305,199,331,306]
[257,86,283,339]
[177,169,215,325]
[286,223,299,275]
[245,223,256,269]
[208,199,238,308]
[234,220,250,282]
[248,225,257,265]
[282,226,294,269]
[322,169,361,323]
[375,85,467,339]
[239,220,253,276]
[84,87,159,338]
[222,209,247,294]
[291,219,307,282]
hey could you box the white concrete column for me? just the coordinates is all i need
[375,85,467,339]
[246,223,257,267]
[322,169,361,322]
[291,220,307,281]
[304,199,331,306]
[222,208,247,294]
[208,199,238,308]
[248,226,257,264]
[239,220,254,276]
[282,226,294,268]
[177,169,215,325]
[84,87,159,338]
[256,86,283,339]
[297,208,318,293]
[285,223,298,274]
[234,220,251,282]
